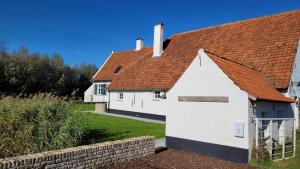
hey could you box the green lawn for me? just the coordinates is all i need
[251,130,300,169]
[79,112,165,145]
[73,103,95,111]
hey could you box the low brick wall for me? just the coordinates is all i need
[0,136,155,169]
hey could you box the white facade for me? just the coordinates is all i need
[165,50,250,149]
[84,81,110,103]
[105,49,295,162]
[109,91,166,116]
[287,39,300,129]
[84,85,94,102]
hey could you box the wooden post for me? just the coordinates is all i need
[294,119,296,157]
[282,120,285,159]
[269,120,273,159]
[256,119,259,148]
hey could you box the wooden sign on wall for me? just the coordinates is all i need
[178,96,229,103]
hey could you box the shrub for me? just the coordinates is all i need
[0,93,86,158]
[251,139,270,162]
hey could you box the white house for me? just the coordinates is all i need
[85,10,300,163]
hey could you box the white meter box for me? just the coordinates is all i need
[234,122,244,138]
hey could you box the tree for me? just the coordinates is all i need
[0,46,97,98]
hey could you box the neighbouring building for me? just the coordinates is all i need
[84,10,300,163]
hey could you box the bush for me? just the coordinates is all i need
[0,93,86,158]
[251,140,270,162]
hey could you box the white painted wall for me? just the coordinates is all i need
[84,81,110,103]
[287,39,300,129]
[84,84,93,102]
[166,50,250,149]
[109,91,166,116]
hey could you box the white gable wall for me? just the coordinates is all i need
[165,50,250,149]
[84,81,111,103]
[289,39,300,98]
[287,39,300,129]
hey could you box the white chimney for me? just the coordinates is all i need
[153,23,164,57]
[135,38,144,51]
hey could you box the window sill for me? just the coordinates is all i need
[117,99,123,101]
[153,99,160,101]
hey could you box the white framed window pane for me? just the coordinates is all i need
[154,91,160,99]
[119,92,123,100]
[98,85,101,95]
[100,84,106,95]
[94,84,98,95]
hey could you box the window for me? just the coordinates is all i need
[118,92,123,100]
[98,84,101,95]
[154,91,161,99]
[114,66,122,73]
[94,84,107,95]
[94,84,98,95]
[100,84,107,95]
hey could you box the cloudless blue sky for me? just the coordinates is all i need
[0,0,299,67]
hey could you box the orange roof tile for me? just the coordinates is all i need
[207,52,294,103]
[107,10,300,92]
[93,47,152,81]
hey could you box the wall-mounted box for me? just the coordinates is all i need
[234,123,244,138]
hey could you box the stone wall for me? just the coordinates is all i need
[0,136,155,169]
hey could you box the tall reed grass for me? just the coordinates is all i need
[0,93,85,158]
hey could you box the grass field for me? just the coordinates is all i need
[80,112,165,145]
[251,130,300,169]
[73,103,95,111]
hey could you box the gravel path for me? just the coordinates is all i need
[109,149,254,169]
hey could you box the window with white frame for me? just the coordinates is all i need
[118,92,123,100]
[154,91,161,99]
[100,84,107,95]
[98,84,101,95]
[94,84,98,95]
[94,84,107,96]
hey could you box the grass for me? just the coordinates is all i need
[251,130,300,169]
[79,112,165,145]
[73,103,95,111]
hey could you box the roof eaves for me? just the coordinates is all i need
[92,51,114,80]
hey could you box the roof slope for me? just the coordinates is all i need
[207,52,294,103]
[93,47,152,81]
[108,10,300,91]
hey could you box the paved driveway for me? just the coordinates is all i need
[109,148,253,169]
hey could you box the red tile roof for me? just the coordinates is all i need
[93,47,152,81]
[99,10,299,102]
[207,52,294,103]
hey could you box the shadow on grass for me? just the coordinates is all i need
[79,129,130,145]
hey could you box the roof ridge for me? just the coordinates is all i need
[172,9,300,37]
[205,50,277,88]
[112,46,152,53]
[205,50,257,70]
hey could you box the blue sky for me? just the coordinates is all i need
[0,0,299,67]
